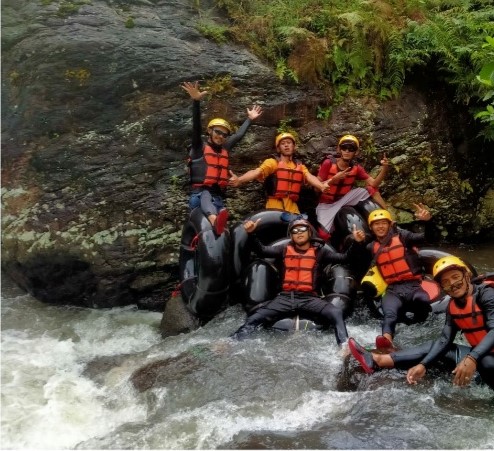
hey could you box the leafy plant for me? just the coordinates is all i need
[197,20,229,43]
[212,0,493,131]
[474,36,494,140]
[125,17,135,28]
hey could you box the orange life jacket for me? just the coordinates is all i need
[448,282,494,350]
[189,143,229,188]
[282,244,317,292]
[266,157,304,201]
[373,235,421,285]
[319,158,359,203]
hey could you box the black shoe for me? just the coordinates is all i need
[348,337,375,374]
[230,324,255,341]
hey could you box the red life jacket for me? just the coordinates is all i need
[319,158,359,203]
[282,244,317,292]
[189,143,229,188]
[448,282,494,350]
[373,236,421,285]
[266,157,304,201]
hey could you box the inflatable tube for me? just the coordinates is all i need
[329,204,375,278]
[322,264,358,318]
[354,198,383,220]
[331,205,370,250]
[178,207,231,319]
[239,259,280,312]
[231,209,289,288]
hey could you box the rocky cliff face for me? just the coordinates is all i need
[2,0,493,311]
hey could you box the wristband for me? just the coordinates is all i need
[464,354,477,365]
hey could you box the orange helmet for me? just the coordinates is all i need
[275,132,296,147]
[338,134,360,149]
[207,118,233,133]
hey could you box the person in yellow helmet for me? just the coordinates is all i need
[181,81,263,235]
[353,203,437,350]
[346,255,494,390]
[229,132,331,214]
[316,134,389,240]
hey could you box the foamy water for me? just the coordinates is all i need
[2,241,494,449]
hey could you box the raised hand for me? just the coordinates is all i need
[180,81,208,101]
[381,153,389,167]
[243,218,261,233]
[352,224,366,242]
[247,105,263,121]
[334,167,352,182]
[413,203,431,221]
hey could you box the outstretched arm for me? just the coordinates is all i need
[305,171,330,193]
[225,105,264,150]
[229,168,262,187]
[181,81,208,157]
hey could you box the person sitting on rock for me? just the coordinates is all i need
[347,255,494,390]
[229,132,330,215]
[230,217,367,351]
[181,81,263,235]
[353,204,437,350]
[316,134,389,240]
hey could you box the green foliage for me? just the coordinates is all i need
[197,20,229,43]
[56,0,91,17]
[211,0,493,134]
[204,74,236,97]
[125,17,135,28]
[277,119,298,141]
[316,105,332,120]
[474,36,494,140]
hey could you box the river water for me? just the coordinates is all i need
[2,242,494,449]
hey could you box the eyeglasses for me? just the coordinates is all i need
[290,225,309,234]
[340,144,357,152]
[441,274,465,292]
[212,128,230,138]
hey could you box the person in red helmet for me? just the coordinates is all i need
[230,216,367,349]
[347,255,494,390]
[181,81,263,235]
[229,132,331,215]
[316,134,389,240]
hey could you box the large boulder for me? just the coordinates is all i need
[2,0,493,313]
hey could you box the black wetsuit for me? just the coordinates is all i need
[188,100,253,216]
[390,282,494,389]
[364,224,437,336]
[232,238,362,345]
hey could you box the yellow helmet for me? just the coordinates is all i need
[207,118,232,133]
[432,256,470,282]
[368,209,393,226]
[275,132,296,147]
[338,134,360,149]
